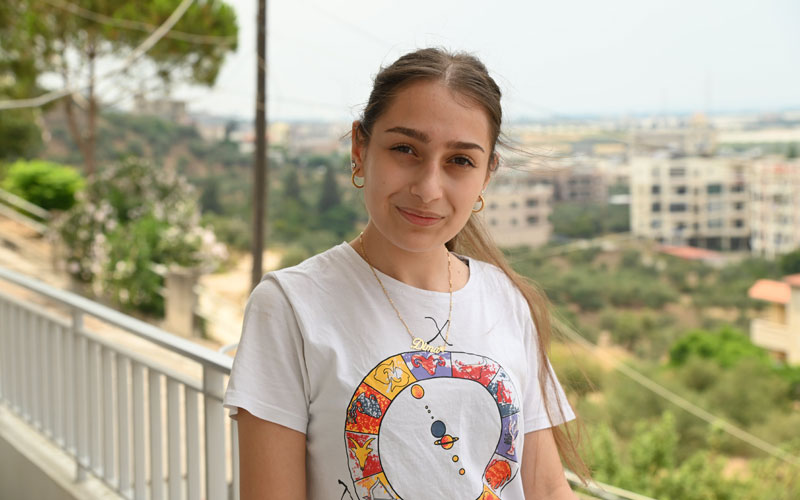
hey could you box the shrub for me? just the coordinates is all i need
[58,157,227,315]
[1,159,84,211]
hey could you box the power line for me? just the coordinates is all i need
[512,233,799,465]
[558,320,800,467]
[0,0,196,111]
[39,0,236,46]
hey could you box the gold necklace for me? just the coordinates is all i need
[359,232,453,354]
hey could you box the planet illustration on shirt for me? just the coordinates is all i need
[344,351,522,499]
[431,420,459,449]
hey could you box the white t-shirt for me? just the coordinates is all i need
[224,242,574,500]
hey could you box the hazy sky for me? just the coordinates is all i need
[174,0,800,122]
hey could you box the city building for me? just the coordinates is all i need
[628,113,717,156]
[542,162,607,204]
[630,155,750,250]
[749,158,800,258]
[484,170,553,248]
[748,274,800,364]
[132,95,190,124]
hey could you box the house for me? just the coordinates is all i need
[747,274,800,364]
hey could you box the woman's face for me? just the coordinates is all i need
[352,80,494,253]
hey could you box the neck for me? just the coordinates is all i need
[351,223,453,292]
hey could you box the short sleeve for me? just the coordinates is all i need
[521,316,575,433]
[223,275,310,434]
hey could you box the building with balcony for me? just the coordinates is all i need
[749,158,800,259]
[630,155,750,251]
[748,274,800,364]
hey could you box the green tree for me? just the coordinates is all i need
[283,167,303,202]
[318,164,341,213]
[17,0,238,177]
[669,326,769,369]
[550,202,630,239]
[0,1,49,160]
[779,248,800,275]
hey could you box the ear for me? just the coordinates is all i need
[351,120,365,174]
[483,153,498,191]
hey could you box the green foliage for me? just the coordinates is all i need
[607,270,678,308]
[669,326,769,369]
[550,202,629,238]
[779,248,800,275]
[58,157,226,315]
[675,356,721,392]
[0,110,43,160]
[279,246,311,269]
[1,160,84,211]
[103,216,167,315]
[0,1,48,160]
[600,309,678,358]
[692,257,782,310]
[550,344,604,397]
[201,213,250,252]
[586,413,739,500]
[318,164,341,212]
[705,358,790,429]
[607,182,629,196]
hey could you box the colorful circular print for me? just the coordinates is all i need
[344,351,522,499]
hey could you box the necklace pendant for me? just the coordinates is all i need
[410,337,446,354]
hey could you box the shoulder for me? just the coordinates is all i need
[266,242,354,289]
[468,256,527,303]
[250,242,364,312]
[465,255,533,331]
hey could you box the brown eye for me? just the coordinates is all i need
[451,156,475,168]
[391,144,414,155]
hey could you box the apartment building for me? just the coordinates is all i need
[547,163,607,204]
[484,171,553,248]
[630,155,749,250]
[749,158,800,258]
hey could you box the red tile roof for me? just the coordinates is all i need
[784,274,800,287]
[748,279,791,304]
[659,245,723,261]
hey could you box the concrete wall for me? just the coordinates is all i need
[0,408,118,500]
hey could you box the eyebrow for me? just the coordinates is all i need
[384,126,486,153]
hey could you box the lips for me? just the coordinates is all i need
[396,206,444,227]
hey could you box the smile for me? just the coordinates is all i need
[396,207,444,227]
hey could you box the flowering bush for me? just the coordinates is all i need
[58,157,227,315]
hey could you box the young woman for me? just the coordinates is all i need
[224,48,585,500]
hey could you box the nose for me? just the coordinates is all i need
[409,161,443,203]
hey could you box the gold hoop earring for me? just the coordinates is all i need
[472,194,485,213]
[351,168,364,189]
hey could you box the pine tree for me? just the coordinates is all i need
[318,164,341,213]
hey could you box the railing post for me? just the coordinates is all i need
[203,365,226,500]
[72,309,87,482]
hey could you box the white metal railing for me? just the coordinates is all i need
[0,266,238,500]
[0,187,50,235]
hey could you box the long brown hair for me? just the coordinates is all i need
[356,47,590,480]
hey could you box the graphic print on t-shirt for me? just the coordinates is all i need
[343,351,522,499]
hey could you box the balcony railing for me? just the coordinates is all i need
[0,264,659,500]
[0,266,237,500]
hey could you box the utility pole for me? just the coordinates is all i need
[251,0,268,290]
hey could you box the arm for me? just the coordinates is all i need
[238,408,307,500]
[521,427,578,500]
